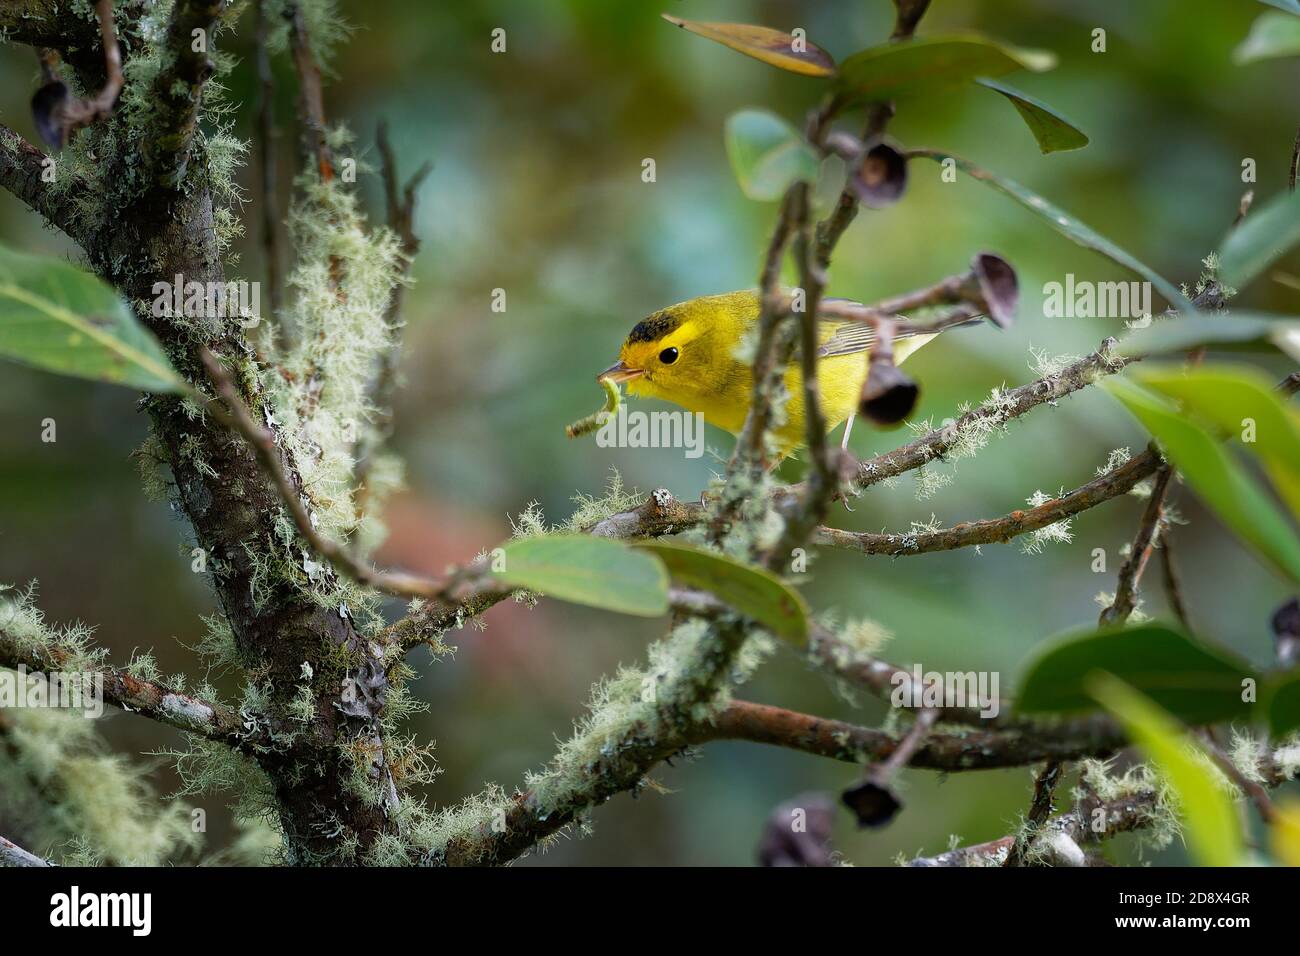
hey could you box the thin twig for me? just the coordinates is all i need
[1290,125,1299,194]
[1158,528,1193,631]
[352,122,433,522]
[254,0,283,320]
[286,1,333,181]
[28,2,123,150]
[1099,462,1173,626]
[819,448,1163,555]
[767,183,840,564]
[1197,731,1275,824]
[725,183,803,480]
[1004,761,1064,867]
[199,347,481,601]
[848,340,1131,491]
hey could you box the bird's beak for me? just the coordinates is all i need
[597,361,644,385]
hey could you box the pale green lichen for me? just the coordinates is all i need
[563,469,643,531]
[1098,446,1132,476]
[0,588,201,865]
[1020,489,1073,554]
[1075,757,1181,857]
[360,616,773,865]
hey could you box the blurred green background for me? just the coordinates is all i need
[2,0,1298,865]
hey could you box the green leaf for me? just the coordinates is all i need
[1117,311,1300,358]
[724,109,821,202]
[661,14,835,77]
[910,151,1193,312]
[1267,671,1300,737]
[1016,623,1254,723]
[495,535,669,617]
[1105,377,1300,583]
[834,34,1055,106]
[1234,11,1300,63]
[0,243,184,393]
[1133,364,1300,517]
[1260,0,1300,16]
[975,78,1089,154]
[1218,190,1300,290]
[636,541,810,646]
[1088,673,1244,868]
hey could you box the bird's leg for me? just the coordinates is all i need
[840,413,856,450]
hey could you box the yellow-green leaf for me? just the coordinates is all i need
[835,34,1055,106]
[0,243,184,393]
[636,541,810,645]
[1234,11,1300,64]
[495,535,669,617]
[724,109,821,202]
[975,78,1088,154]
[661,14,835,77]
[1088,672,1244,867]
[1105,377,1300,583]
[1271,800,1300,867]
[1134,364,1300,518]
[1218,189,1300,290]
[1118,311,1300,358]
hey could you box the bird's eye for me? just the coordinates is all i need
[659,346,679,365]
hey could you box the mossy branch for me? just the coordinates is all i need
[909,745,1298,866]
[0,834,53,868]
[818,448,1164,556]
[0,625,252,747]
[432,696,1129,866]
[0,123,89,239]
[0,1,130,70]
[145,0,228,188]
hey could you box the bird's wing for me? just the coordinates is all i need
[816,299,982,358]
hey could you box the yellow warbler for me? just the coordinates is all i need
[597,290,966,457]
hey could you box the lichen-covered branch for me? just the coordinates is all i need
[908,790,1158,866]
[0,626,249,746]
[0,123,87,238]
[0,1,135,68]
[0,834,53,868]
[910,743,1299,866]
[700,702,1125,771]
[146,0,228,188]
[432,697,1128,866]
[201,346,489,601]
[818,448,1163,555]
[722,183,803,482]
[850,339,1132,491]
[1003,760,1063,867]
[352,121,433,515]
